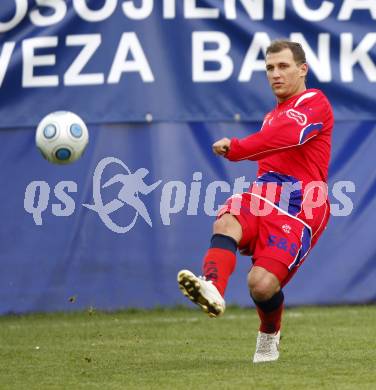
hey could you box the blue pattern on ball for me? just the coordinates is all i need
[70,123,83,138]
[43,124,56,139]
[55,148,71,161]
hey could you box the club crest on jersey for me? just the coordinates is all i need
[286,109,307,126]
[282,224,292,234]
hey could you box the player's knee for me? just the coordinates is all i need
[213,214,242,242]
[249,280,275,301]
[213,214,232,234]
[248,272,280,301]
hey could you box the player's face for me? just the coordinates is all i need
[265,48,308,103]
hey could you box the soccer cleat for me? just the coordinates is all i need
[253,331,281,363]
[177,269,225,318]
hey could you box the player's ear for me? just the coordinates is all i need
[299,62,308,78]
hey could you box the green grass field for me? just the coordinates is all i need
[0,306,375,389]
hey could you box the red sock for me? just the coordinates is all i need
[202,248,236,297]
[256,302,284,334]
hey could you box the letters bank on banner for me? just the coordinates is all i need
[0,0,375,88]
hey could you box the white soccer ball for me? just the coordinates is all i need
[36,111,89,164]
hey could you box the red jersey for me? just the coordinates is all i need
[225,88,334,236]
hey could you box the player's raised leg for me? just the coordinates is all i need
[177,214,241,317]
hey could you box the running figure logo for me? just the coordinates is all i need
[83,157,162,233]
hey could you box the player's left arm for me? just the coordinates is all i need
[225,91,331,161]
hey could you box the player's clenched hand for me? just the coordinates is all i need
[212,138,231,156]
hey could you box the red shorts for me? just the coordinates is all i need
[217,193,328,287]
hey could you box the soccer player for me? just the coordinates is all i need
[177,40,334,363]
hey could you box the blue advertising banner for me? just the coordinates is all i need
[0,0,375,127]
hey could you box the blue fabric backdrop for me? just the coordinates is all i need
[0,119,375,314]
